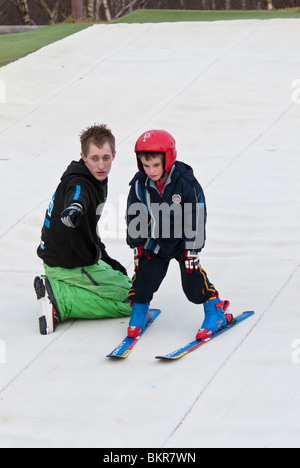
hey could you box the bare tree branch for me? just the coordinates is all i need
[113,0,149,20]
[38,0,59,24]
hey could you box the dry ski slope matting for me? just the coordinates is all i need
[0,20,300,448]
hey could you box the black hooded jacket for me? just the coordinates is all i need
[37,159,107,269]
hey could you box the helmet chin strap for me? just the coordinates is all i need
[156,154,167,184]
[156,169,166,185]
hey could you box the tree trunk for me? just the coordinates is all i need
[95,0,101,20]
[16,0,34,25]
[71,0,83,19]
[101,0,111,21]
[86,0,94,18]
[265,0,274,9]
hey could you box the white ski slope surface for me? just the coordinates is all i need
[0,20,300,448]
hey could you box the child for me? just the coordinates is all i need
[34,124,132,335]
[126,129,232,339]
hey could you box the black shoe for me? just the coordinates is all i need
[34,276,60,335]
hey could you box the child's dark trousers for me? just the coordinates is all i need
[128,251,216,304]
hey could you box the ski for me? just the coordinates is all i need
[155,310,254,360]
[107,309,161,359]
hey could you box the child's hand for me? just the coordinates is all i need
[134,246,151,272]
[61,203,83,228]
[181,250,200,274]
[134,246,144,272]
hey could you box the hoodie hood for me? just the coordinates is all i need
[61,159,107,190]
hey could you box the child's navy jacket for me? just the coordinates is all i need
[126,161,207,260]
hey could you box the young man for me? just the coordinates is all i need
[34,124,132,335]
[126,129,232,339]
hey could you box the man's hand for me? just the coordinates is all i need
[61,203,83,228]
[104,257,128,276]
[100,243,128,276]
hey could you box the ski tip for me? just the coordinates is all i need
[106,353,126,358]
[155,354,184,360]
[149,308,162,316]
[106,351,131,359]
[242,310,255,316]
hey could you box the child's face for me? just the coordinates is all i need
[139,155,164,183]
[81,141,115,181]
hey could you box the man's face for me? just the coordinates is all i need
[139,154,164,183]
[81,141,115,181]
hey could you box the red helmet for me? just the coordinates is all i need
[135,129,177,173]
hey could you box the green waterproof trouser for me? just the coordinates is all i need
[44,260,132,320]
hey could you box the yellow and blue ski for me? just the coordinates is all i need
[107,309,161,359]
[155,311,254,360]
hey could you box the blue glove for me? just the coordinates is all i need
[61,203,83,228]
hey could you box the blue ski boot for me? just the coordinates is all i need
[196,291,232,341]
[128,302,150,338]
